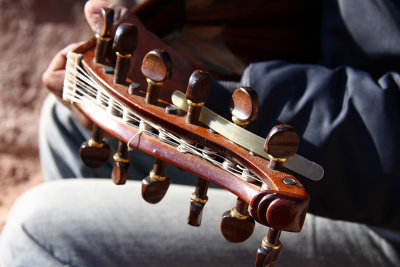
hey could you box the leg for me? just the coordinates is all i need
[39,94,113,180]
[0,180,261,266]
[1,180,399,267]
[278,215,400,267]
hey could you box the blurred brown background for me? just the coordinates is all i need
[0,0,92,230]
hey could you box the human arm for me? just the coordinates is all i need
[206,0,400,230]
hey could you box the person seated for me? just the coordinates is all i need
[1,0,400,266]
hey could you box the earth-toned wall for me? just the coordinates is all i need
[0,0,92,229]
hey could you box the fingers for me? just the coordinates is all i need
[84,1,112,32]
[84,1,136,33]
[82,0,194,93]
[42,42,84,97]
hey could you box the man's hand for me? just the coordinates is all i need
[43,0,193,98]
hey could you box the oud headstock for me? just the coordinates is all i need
[62,7,323,267]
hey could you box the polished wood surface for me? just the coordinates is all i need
[185,70,211,125]
[79,125,111,168]
[65,2,321,264]
[113,23,138,85]
[230,87,259,124]
[142,49,172,104]
[94,7,114,64]
[142,158,171,204]
[265,125,299,159]
[76,43,309,229]
[111,140,129,185]
[188,177,209,226]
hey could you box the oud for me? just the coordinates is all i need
[62,5,323,267]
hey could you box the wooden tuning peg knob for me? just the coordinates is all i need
[185,70,211,125]
[220,199,255,243]
[113,23,138,84]
[142,158,171,204]
[111,141,130,185]
[230,87,259,127]
[141,49,172,105]
[188,178,209,226]
[265,125,299,170]
[80,125,111,168]
[94,7,114,64]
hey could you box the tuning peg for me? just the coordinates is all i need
[142,159,171,204]
[185,70,211,125]
[94,8,114,64]
[111,141,130,185]
[80,125,111,168]
[256,228,282,267]
[142,49,172,104]
[265,125,299,170]
[220,87,258,243]
[185,70,211,226]
[140,50,172,203]
[113,23,138,84]
[109,23,137,184]
[188,178,209,226]
[255,125,299,266]
[229,86,259,126]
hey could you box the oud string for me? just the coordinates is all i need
[127,128,143,149]
[63,55,262,184]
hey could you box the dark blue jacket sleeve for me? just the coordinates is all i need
[242,61,400,230]
[206,0,400,230]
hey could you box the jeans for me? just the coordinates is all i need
[0,95,399,266]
